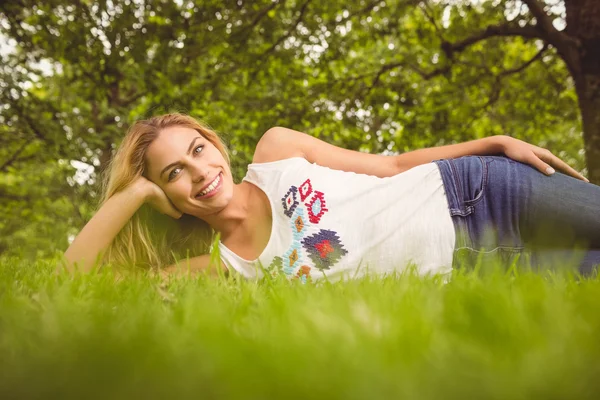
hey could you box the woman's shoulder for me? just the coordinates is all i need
[250,133,309,166]
[251,127,306,164]
[243,154,309,187]
[249,155,308,167]
[244,156,309,184]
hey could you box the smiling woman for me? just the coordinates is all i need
[63,112,600,280]
[63,114,233,275]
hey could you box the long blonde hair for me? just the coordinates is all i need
[99,113,230,271]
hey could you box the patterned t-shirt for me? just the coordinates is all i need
[218,157,455,282]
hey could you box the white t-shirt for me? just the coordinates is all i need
[218,157,455,282]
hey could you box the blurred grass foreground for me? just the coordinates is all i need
[2,256,600,400]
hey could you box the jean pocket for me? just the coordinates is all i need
[450,156,489,210]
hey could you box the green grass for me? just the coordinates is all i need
[1,256,600,399]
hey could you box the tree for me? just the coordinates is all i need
[0,0,594,258]
[436,0,600,182]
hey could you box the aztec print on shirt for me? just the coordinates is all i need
[268,178,348,282]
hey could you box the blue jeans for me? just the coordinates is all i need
[434,156,600,275]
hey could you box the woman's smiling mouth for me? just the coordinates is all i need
[195,172,223,199]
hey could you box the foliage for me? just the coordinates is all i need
[0,0,586,258]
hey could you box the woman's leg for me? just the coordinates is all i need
[530,249,600,276]
[434,156,600,274]
[518,164,600,274]
[519,166,600,250]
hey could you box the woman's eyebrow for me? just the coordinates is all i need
[159,136,202,179]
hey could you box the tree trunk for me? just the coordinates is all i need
[98,142,114,177]
[577,73,600,184]
[565,0,600,184]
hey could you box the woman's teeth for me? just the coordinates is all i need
[198,173,221,197]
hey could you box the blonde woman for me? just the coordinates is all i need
[64,113,600,281]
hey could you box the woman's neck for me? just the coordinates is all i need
[199,181,258,240]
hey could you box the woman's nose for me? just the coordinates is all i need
[189,163,208,183]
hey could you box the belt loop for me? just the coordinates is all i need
[434,159,471,249]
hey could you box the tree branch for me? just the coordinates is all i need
[522,0,558,37]
[442,23,545,58]
[236,0,285,38]
[339,0,380,24]
[522,0,581,77]
[363,62,403,96]
[116,91,146,107]
[0,140,30,172]
[259,0,312,57]
[11,103,46,142]
[341,58,451,99]
[419,1,444,40]
[454,44,549,139]
[245,0,311,83]
[408,63,452,80]
[499,44,548,77]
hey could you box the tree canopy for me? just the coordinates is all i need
[1,0,597,259]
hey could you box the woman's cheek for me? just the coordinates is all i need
[169,183,189,203]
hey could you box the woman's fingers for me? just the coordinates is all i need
[163,210,182,219]
[171,211,183,219]
[164,203,183,219]
[536,149,589,182]
[503,138,589,183]
[528,151,556,176]
[167,199,183,219]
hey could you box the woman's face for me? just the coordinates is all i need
[145,126,233,218]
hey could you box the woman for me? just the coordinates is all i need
[64,113,600,281]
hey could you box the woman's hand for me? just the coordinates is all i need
[133,176,184,219]
[496,136,589,182]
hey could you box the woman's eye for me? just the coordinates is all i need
[167,146,203,181]
[168,167,181,181]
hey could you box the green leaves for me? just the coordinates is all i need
[0,0,586,257]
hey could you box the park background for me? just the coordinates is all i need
[1,0,600,261]
[2,2,600,399]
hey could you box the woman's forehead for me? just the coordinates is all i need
[150,127,203,152]
[145,127,204,173]
[157,126,201,141]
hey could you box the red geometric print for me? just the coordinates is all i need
[301,229,348,271]
[278,180,348,276]
[298,179,313,201]
[315,240,334,258]
[305,191,328,224]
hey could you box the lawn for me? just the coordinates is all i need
[1,255,600,399]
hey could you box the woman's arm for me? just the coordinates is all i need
[394,136,504,171]
[396,135,588,181]
[254,127,588,181]
[63,178,183,274]
[62,181,150,273]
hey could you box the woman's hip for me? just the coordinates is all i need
[433,155,529,251]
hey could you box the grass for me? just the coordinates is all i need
[1,255,600,399]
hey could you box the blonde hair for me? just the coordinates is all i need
[99,113,230,271]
